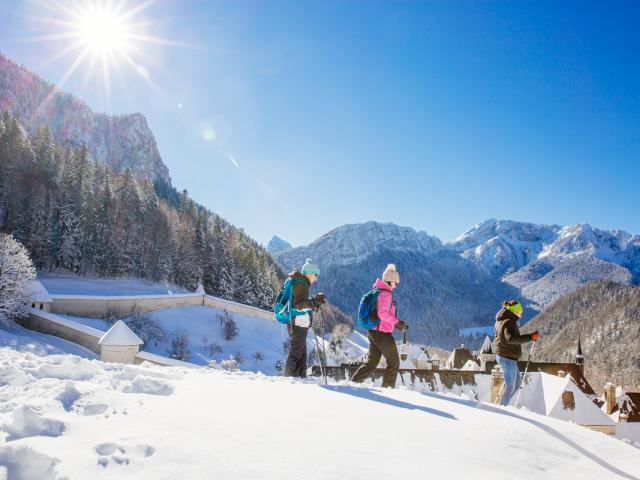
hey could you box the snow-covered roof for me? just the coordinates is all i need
[417,350,430,361]
[99,320,143,346]
[446,346,473,369]
[461,359,481,371]
[480,335,494,354]
[27,280,53,303]
[516,372,614,426]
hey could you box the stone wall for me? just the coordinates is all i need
[49,293,274,322]
[135,351,197,368]
[20,310,103,354]
[50,293,204,318]
[203,296,273,321]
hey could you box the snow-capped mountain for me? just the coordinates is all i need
[0,52,170,182]
[455,219,640,306]
[275,221,442,269]
[266,236,292,255]
[273,219,640,348]
[451,218,562,276]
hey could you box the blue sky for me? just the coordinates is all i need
[1,0,639,247]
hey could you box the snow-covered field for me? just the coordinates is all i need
[1,347,639,480]
[39,275,190,296]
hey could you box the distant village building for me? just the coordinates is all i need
[516,372,616,435]
[603,385,640,423]
[445,345,473,369]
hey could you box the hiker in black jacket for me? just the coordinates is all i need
[284,258,325,378]
[493,300,539,405]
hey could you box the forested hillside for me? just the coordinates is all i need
[526,281,640,392]
[0,112,284,309]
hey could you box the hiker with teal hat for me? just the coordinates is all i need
[493,300,540,406]
[283,258,326,378]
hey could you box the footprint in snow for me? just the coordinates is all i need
[121,376,174,396]
[0,445,60,480]
[56,382,82,411]
[79,403,109,416]
[95,442,155,468]
[3,406,65,441]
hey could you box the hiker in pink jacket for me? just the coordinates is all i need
[350,264,408,388]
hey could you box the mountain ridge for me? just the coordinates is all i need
[0,51,170,183]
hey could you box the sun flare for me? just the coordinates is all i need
[74,6,131,54]
[25,0,184,109]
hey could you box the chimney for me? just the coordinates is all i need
[491,366,504,404]
[557,370,566,378]
[562,391,575,410]
[604,382,617,415]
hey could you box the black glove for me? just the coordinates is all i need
[396,320,408,332]
[312,293,326,309]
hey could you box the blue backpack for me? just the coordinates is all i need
[273,278,307,324]
[356,288,381,330]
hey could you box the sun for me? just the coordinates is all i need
[25,0,184,110]
[74,6,131,55]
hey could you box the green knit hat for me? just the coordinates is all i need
[301,258,320,276]
[505,301,523,316]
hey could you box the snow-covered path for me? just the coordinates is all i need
[1,348,639,480]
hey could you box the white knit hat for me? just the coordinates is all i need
[382,264,400,284]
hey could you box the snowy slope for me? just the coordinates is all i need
[1,347,639,480]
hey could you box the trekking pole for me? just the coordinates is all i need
[398,329,408,387]
[514,340,537,408]
[318,309,329,385]
[312,326,325,381]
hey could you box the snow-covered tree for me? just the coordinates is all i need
[252,351,265,364]
[168,331,190,361]
[232,351,244,365]
[0,234,36,324]
[126,312,166,347]
[274,359,284,373]
[208,342,223,357]
[218,311,238,341]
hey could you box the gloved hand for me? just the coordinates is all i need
[396,320,409,332]
[311,293,326,310]
[531,331,540,341]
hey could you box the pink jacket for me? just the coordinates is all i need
[373,278,399,333]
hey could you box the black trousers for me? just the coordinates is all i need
[350,330,400,388]
[284,324,309,378]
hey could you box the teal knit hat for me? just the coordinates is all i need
[301,258,320,276]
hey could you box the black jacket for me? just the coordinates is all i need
[493,308,532,360]
[288,271,313,325]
